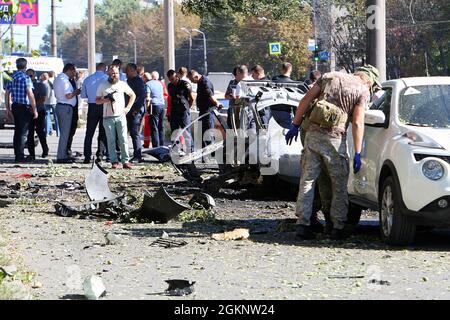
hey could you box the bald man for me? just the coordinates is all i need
[144,71,166,147]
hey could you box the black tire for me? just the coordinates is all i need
[347,203,363,226]
[379,176,416,246]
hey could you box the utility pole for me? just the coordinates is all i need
[366,0,387,82]
[51,0,57,57]
[164,0,175,81]
[27,26,31,53]
[87,0,96,74]
[192,29,207,75]
[312,0,318,70]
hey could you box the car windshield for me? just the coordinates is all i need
[399,84,450,128]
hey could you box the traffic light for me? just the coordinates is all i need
[313,44,320,62]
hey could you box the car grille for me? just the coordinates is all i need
[414,154,450,164]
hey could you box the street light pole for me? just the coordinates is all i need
[128,31,137,64]
[192,29,207,75]
[181,27,192,70]
[366,0,387,82]
[87,0,96,74]
[51,0,57,57]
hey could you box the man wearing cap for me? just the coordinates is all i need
[285,65,379,240]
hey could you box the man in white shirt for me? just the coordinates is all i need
[82,63,109,164]
[96,65,136,170]
[54,63,81,163]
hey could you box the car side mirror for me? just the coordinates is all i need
[365,110,386,125]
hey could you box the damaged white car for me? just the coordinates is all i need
[171,77,450,246]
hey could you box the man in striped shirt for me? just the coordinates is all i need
[5,58,37,163]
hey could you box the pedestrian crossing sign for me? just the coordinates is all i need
[269,43,282,55]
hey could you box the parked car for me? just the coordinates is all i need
[347,77,450,245]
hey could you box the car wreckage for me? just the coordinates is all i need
[170,80,309,191]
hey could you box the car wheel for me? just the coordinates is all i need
[347,203,363,226]
[379,176,416,246]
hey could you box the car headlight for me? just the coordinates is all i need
[422,160,444,181]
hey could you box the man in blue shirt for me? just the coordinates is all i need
[82,63,109,164]
[5,58,38,163]
[144,71,166,148]
[125,63,147,163]
[188,70,222,146]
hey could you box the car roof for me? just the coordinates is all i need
[383,77,450,87]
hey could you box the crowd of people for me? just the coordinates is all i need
[4,57,214,169]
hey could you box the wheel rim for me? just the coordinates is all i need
[381,185,394,237]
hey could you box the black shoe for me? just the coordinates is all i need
[324,223,334,236]
[311,218,324,234]
[329,228,349,240]
[56,159,75,164]
[130,157,144,164]
[296,225,316,240]
[25,155,36,162]
[42,149,49,159]
[83,158,91,164]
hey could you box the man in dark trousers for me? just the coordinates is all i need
[26,69,49,161]
[125,63,146,163]
[66,71,80,157]
[271,62,296,128]
[5,58,37,163]
[188,70,222,146]
[82,63,109,164]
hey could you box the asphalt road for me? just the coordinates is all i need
[1,127,450,300]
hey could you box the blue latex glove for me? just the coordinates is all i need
[285,124,300,145]
[353,153,362,174]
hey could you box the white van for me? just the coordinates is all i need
[0,55,64,128]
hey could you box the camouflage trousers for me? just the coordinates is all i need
[300,129,332,218]
[296,130,349,230]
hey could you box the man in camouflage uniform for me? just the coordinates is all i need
[286,66,379,240]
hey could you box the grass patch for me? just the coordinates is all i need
[43,160,70,177]
[178,208,216,223]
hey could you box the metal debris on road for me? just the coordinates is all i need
[105,232,121,245]
[133,187,190,223]
[165,280,195,296]
[189,192,216,210]
[151,238,188,249]
[368,279,391,286]
[55,195,135,218]
[85,161,116,201]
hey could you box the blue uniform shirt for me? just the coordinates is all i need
[196,75,215,113]
[81,71,108,104]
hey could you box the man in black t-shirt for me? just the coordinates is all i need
[188,70,222,146]
[26,69,49,160]
[167,69,194,133]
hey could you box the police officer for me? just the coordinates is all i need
[286,65,379,240]
[188,70,223,146]
[167,69,194,133]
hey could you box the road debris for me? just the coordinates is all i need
[328,275,365,279]
[31,281,43,289]
[151,238,188,249]
[189,192,216,210]
[133,187,190,223]
[85,161,116,201]
[83,276,107,300]
[161,231,170,239]
[368,279,391,286]
[165,279,195,296]
[212,228,250,241]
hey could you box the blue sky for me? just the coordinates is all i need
[7,0,102,51]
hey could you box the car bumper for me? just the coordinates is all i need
[400,156,450,212]
[405,206,450,226]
